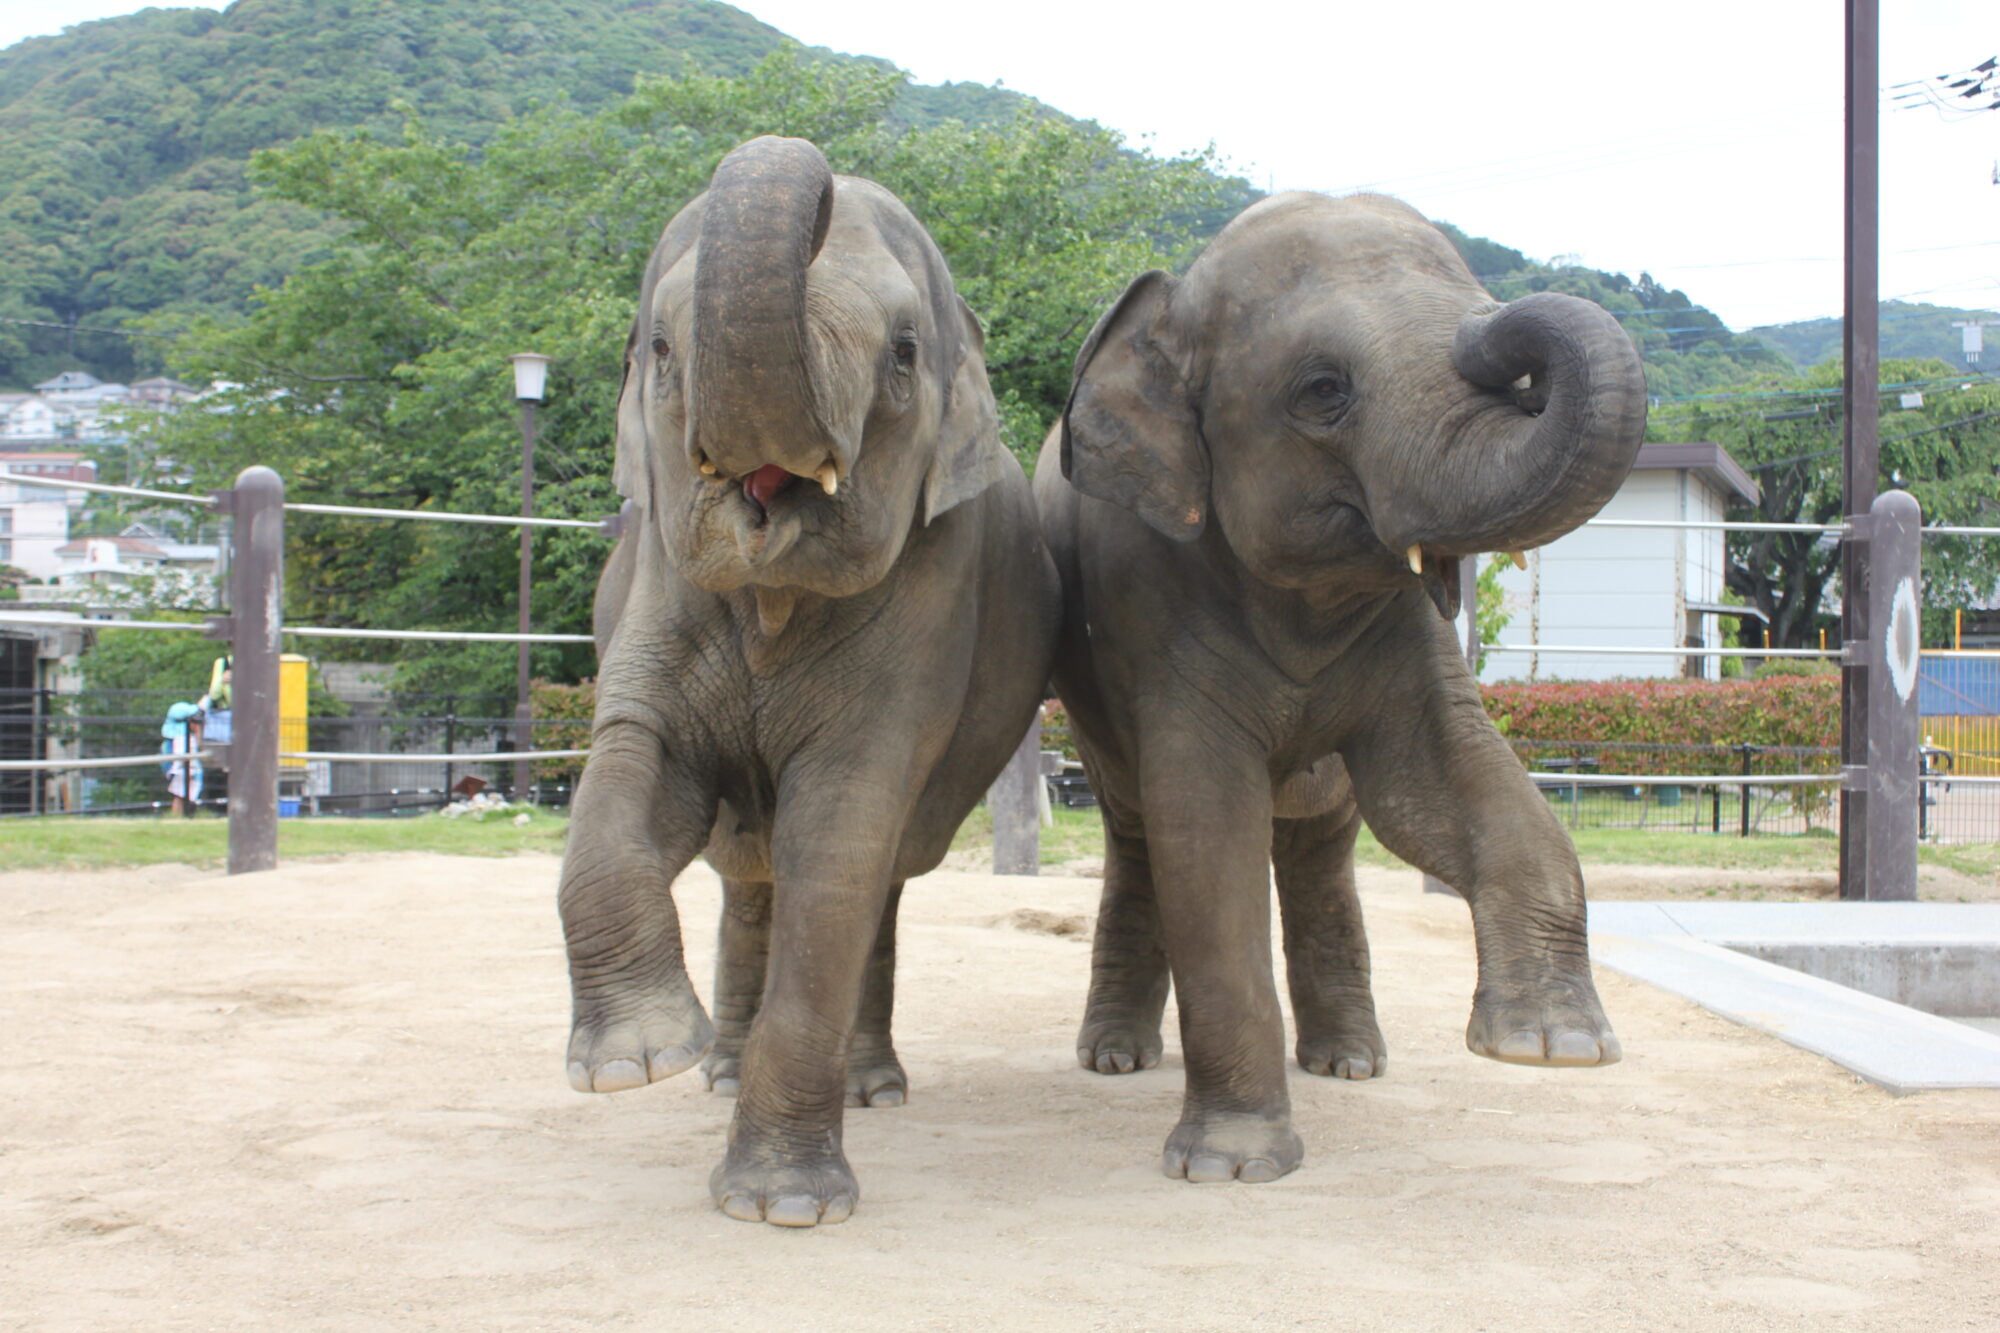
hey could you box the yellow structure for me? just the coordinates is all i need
[280,653,309,771]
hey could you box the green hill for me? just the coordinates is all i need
[0,0,1796,402]
[1750,300,2000,372]
[0,0,1046,389]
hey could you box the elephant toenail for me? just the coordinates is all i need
[648,1044,699,1081]
[1185,1154,1234,1183]
[1238,1158,1282,1183]
[765,1196,821,1227]
[719,1194,763,1223]
[1494,1031,1544,1062]
[710,1076,740,1097]
[868,1088,905,1108]
[591,1058,648,1092]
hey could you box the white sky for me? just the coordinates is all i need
[5,1,1996,330]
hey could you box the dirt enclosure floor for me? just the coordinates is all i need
[5,853,2000,1332]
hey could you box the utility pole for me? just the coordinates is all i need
[1837,0,1880,901]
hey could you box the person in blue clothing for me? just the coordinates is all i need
[161,701,205,816]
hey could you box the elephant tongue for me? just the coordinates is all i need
[744,464,795,512]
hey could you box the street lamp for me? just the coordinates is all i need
[508,352,550,804]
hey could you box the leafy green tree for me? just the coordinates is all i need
[1652,358,2000,648]
[138,50,1227,700]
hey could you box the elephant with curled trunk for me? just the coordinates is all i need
[561,137,1059,1227]
[1035,191,1646,1183]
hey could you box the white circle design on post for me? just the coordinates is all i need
[1885,575,1920,703]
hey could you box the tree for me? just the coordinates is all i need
[1652,358,2000,649]
[136,49,1230,701]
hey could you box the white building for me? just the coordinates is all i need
[0,452,95,581]
[1479,442,1762,683]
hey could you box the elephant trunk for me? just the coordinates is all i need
[1382,291,1647,557]
[687,136,841,479]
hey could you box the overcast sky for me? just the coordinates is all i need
[6,1,1995,330]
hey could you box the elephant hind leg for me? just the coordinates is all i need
[701,877,771,1096]
[846,881,908,1108]
[1273,801,1387,1081]
[703,879,908,1107]
[1077,826,1170,1075]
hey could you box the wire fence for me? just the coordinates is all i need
[0,690,583,818]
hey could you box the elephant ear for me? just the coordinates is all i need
[1061,269,1207,541]
[924,295,1011,525]
[610,328,653,509]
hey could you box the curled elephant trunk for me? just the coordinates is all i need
[688,136,839,476]
[1386,292,1647,558]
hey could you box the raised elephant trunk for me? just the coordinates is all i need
[1388,291,1647,557]
[688,136,839,477]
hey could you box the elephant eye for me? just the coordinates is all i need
[651,336,671,359]
[1301,373,1351,419]
[891,335,917,367]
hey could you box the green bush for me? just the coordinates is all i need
[1480,675,1840,775]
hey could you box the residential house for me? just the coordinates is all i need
[1478,442,1763,683]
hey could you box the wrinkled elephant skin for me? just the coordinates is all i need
[560,138,1059,1226]
[1037,192,1645,1183]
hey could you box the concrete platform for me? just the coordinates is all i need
[1590,900,2000,1094]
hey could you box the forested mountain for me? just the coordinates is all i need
[0,0,1044,388]
[0,0,1883,402]
[1750,300,2000,372]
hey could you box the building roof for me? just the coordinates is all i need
[1632,442,1761,506]
[34,371,102,393]
[55,536,168,558]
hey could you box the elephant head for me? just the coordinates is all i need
[1060,192,1647,614]
[615,137,1007,598]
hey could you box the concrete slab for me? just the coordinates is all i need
[1589,900,2000,1094]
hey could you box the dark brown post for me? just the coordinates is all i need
[1861,489,1921,898]
[220,465,284,874]
[991,716,1042,876]
[1838,0,1880,900]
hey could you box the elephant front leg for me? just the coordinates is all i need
[700,878,770,1096]
[1345,668,1619,1068]
[1273,803,1387,1080]
[558,721,718,1092]
[1077,825,1171,1075]
[1141,734,1301,1183]
[710,784,910,1227]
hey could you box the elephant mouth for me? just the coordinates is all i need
[729,458,842,525]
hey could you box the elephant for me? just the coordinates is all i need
[560,136,1060,1227]
[1034,190,1647,1184]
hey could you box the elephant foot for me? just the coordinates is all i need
[1161,1112,1303,1184]
[1076,1014,1163,1075]
[711,1147,858,1228]
[1466,967,1621,1067]
[566,987,715,1093]
[700,1049,743,1097]
[844,1047,908,1108]
[1294,1015,1388,1080]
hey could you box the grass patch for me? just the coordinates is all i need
[0,811,569,871]
[950,803,1105,867]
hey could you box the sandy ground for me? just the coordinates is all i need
[5,853,2000,1332]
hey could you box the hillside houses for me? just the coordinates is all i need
[0,372,197,445]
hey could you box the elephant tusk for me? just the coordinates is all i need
[1406,544,1424,576]
[697,457,718,478]
[816,462,839,496]
[1508,550,1528,571]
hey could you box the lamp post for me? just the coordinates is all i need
[508,352,550,805]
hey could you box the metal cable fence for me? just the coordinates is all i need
[0,689,582,817]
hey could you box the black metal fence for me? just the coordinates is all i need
[0,688,581,817]
[9,693,1998,842]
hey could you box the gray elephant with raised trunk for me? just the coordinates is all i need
[1035,191,1646,1183]
[561,137,1060,1227]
